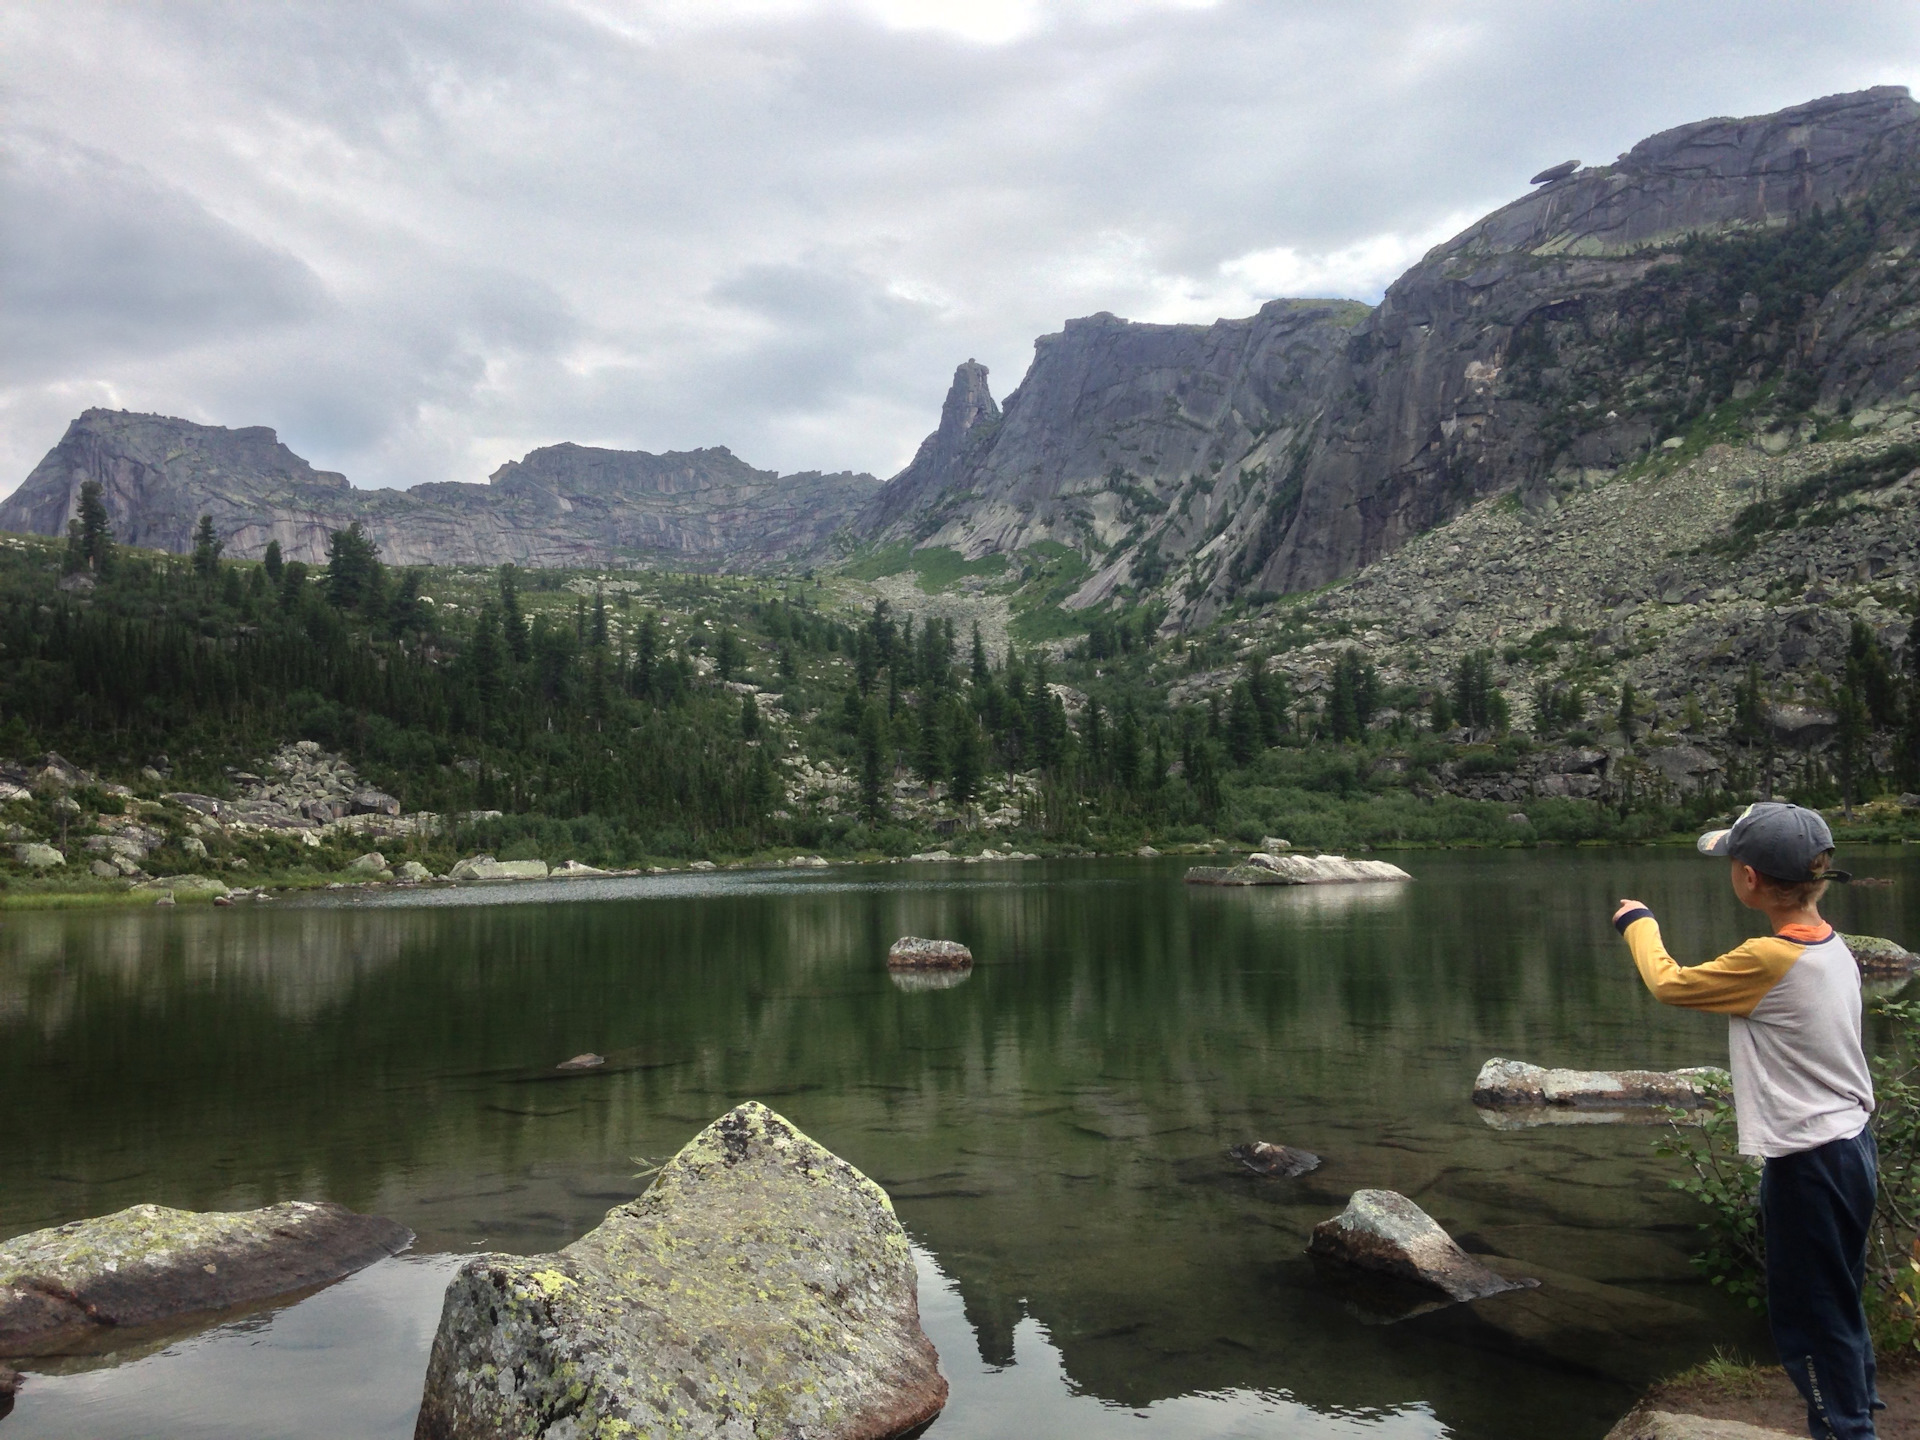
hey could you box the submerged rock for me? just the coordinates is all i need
[556,1053,605,1070]
[1228,1142,1321,1177]
[1472,1058,1728,1114]
[1845,934,1917,977]
[1186,854,1412,886]
[887,936,974,970]
[0,1201,412,1357]
[414,1101,946,1440]
[1307,1189,1531,1303]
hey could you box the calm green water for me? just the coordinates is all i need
[3,850,1917,1439]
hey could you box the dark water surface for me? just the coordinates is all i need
[4,849,1917,1438]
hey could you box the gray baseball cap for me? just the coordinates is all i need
[1696,802,1851,883]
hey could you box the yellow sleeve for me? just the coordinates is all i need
[1621,916,1796,1016]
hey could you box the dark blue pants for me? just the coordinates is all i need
[1762,1126,1880,1440]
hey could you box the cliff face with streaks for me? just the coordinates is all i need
[861,87,1920,626]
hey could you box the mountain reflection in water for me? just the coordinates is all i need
[3,851,1915,1438]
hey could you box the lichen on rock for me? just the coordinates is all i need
[0,1200,412,1356]
[414,1100,947,1440]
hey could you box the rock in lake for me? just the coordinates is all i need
[1845,934,1917,977]
[0,1201,412,1357]
[549,859,609,878]
[413,1101,946,1440]
[448,855,549,882]
[1228,1142,1321,1177]
[1472,1058,1728,1119]
[887,936,974,970]
[556,1053,605,1070]
[395,860,433,883]
[1604,1410,1801,1439]
[1307,1189,1531,1303]
[1186,854,1411,886]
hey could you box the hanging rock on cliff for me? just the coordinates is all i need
[0,1201,412,1357]
[413,1101,947,1440]
[1307,1189,1532,1303]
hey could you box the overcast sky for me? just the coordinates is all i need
[5,2,1919,496]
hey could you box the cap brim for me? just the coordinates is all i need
[1828,870,1853,884]
[1697,829,1733,856]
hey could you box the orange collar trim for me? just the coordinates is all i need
[1776,923,1833,943]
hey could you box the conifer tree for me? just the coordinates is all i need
[77,481,114,575]
[263,539,283,583]
[192,515,224,579]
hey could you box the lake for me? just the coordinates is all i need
[4,849,1917,1439]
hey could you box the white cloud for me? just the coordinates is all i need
[2,0,1917,495]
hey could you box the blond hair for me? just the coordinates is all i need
[1753,850,1832,909]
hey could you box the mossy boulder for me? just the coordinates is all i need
[0,1200,413,1357]
[414,1101,946,1440]
[1844,934,1916,977]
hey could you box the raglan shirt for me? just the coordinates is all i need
[1615,908,1873,1158]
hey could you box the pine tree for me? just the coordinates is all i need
[970,623,990,688]
[323,523,380,611]
[498,564,529,662]
[1835,680,1870,819]
[592,590,608,649]
[915,697,946,788]
[263,539,283,584]
[949,707,981,809]
[77,480,114,575]
[858,699,891,822]
[192,515,224,580]
[1901,592,1920,791]
[716,629,742,682]
[1616,679,1639,747]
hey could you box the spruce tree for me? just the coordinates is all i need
[192,515,224,579]
[77,480,114,575]
[263,539,283,583]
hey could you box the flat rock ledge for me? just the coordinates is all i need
[1473,1058,1729,1116]
[0,1200,413,1357]
[414,1101,947,1440]
[1604,1410,1800,1440]
[887,936,974,970]
[1185,854,1412,886]
[1307,1189,1531,1303]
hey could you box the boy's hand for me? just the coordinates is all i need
[1613,899,1648,924]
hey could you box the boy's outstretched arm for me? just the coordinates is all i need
[1611,898,1783,1015]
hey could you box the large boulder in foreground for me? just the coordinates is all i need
[1185,854,1412,885]
[1307,1189,1531,1303]
[414,1101,946,1440]
[1472,1058,1728,1122]
[0,1200,412,1356]
[1604,1411,1800,1439]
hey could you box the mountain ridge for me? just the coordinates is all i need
[0,410,880,570]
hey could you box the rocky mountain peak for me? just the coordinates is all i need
[855,360,1003,536]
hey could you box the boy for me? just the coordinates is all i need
[1613,801,1876,1440]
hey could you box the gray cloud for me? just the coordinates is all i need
[2,1,1917,495]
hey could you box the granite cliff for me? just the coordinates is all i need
[864,86,1920,626]
[0,411,879,570]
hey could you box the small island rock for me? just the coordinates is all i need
[887,936,974,970]
[0,1200,413,1356]
[413,1101,946,1440]
[1472,1058,1728,1111]
[1186,854,1411,886]
[1308,1189,1530,1303]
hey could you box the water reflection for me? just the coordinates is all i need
[2,851,1915,1439]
